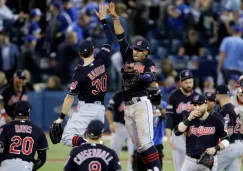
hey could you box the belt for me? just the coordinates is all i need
[188,155,201,160]
[124,97,141,106]
[79,101,104,105]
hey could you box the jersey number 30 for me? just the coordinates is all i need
[9,136,34,155]
[92,75,107,95]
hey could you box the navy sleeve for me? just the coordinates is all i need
[68,69,80,96]
[109,150,122,171]
[63,148,77,171]
[215,117,228,139]
[165,94,174,129]
[116,33,132,62]
[220,111,234,129]
[37,131,49,151]
[107,92,118,111]
[143,59,157,82]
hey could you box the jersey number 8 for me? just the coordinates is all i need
[9,136,34,155]
[92,75,107,95]
[89,161,101,171]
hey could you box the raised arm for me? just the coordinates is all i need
[95,4,113,46]
[108,2,130,56]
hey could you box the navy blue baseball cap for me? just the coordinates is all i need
[14,70,26,79]
[15,101,31,117]
[204,92,216,102]
[52,1,62,10]
[232,25,243,33]
[86,120,104,138]
[215,85,230,95]
[132,38,150,52]
[191,95,207,105]
[30,8,42,17]
[179,70,193,81]
[78,40,94,54]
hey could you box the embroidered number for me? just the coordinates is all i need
[92,75,107,95]
[9,136,34,155]
[89,161,101,171]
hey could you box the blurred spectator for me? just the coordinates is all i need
[158,59,177,84]
[217,9,234,45]
[0,0,27,31]
[228,74,239,96]
[195,76,215,94]
[44,75,63,91]
[28,8,43,39]
[63,0,78,22]
[218,25,243,84]
[67,12,92,43]
[45,1,72,54]
[133,5,149,37]
[23,69,34,91]
[167,0,189,39]
[18,35,41,83]
[178,29,205,57]
[196,0,218,55]
[0,31,19,81]
[0,71,7,89]
[55,31,78,84]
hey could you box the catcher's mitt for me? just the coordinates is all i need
[121,66,140,90]
[197,152,214,170]
[49,122,63,144]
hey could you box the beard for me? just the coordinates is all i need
[182,86,192,93]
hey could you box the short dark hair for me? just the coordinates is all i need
[80,51,93,58]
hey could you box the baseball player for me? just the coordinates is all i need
[64,119,122,171]
[0,100,49,171]
[165,70,199,171]
[204,92,223,120]
[105,90,133,171]
[132,100,166,171]
[174,94,230,171]
[215,85,243,171]
[108,2,162,170]
[230,77,243,167]
[0,70,28,125]
[50,4,113,146]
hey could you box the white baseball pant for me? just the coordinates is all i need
[61,101,105,146]
[0,158,33,171]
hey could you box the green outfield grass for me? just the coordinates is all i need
[39,135,243,171]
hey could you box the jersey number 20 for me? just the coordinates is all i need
[92,75,107,95]
[9,136,34,155]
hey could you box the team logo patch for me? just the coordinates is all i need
[70,81,78,90]
[185,71,189,76]
[176,102,194,114]
[194,95,199,101]
[137,41,142,46]
[188,126,216,137]
[150,66,156,72]
[0,128,3,135]
[206,92,212,96]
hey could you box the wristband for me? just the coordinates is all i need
[59,113,66,119]
[100,19,107,25]
[183,118,191,126]
[214,144,220,151]
[117,32,125,40]
[113,16,119,20]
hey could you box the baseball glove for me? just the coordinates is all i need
[121,66,140,89]
[147,87,162,105]
[197,152,214,170]
[49,122,63,144]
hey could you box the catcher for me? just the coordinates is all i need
[174,94,229,171]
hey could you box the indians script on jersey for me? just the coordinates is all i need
[187,126,216,137]
[176,102,194,114]
[87,64,105,81]
[73,148,113,165]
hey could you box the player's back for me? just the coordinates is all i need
[69,55,109,102]
[1,120,47,162]
[64,143,122,171]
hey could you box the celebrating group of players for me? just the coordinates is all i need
[0,1,242,171]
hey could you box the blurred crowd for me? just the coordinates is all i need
[0,0,243,98]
